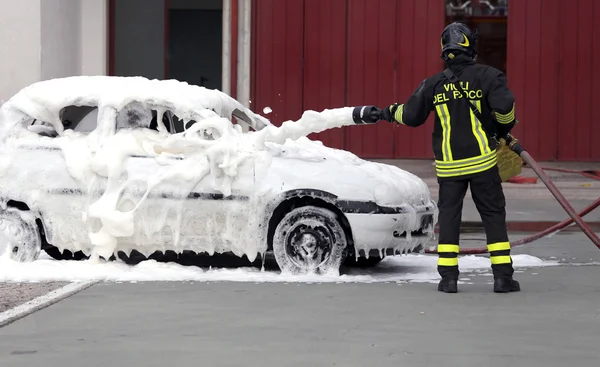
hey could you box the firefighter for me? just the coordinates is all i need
[357,22,520,293]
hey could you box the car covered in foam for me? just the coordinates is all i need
[0,76,437,274]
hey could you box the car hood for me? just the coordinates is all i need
[261,137,434,208]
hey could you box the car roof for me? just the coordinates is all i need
[0,75,271,133]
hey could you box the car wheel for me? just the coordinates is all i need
[0,208,42,262]
[272,206,347,275]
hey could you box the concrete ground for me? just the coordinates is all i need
[0,283,67,313]
[0,231,599,367]
[0,159,599,367]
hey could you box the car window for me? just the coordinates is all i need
[60,105,98,133]
[231,108,257,131]
[114,102,173,133]
[169,107,221,134]
[170,114,195,133]
[168,108,260,134]
[170,114,221,140]
[20,105,98,138]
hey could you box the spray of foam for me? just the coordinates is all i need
[0,77,377,264]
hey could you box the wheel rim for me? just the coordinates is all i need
[0,210,41,262]
[0,217,26,257]
[284,219,334,271]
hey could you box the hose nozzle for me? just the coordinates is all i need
[352,106,382,125]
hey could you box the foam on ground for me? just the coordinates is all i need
[0,252,559,284]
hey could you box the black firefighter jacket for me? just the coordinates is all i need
[392,54,517,180]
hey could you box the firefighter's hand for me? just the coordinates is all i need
[381,104,399,123]
[496,123,516,141]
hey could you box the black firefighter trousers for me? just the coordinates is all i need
[436,166,515,280]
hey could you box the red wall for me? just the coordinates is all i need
[507,0,600,161]
[252,0,600,161]
[250,0,302,133]
[303,0,347,150]
[251,0,445,159]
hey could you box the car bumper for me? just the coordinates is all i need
[338,200,437,257]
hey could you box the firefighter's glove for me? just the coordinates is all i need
[352,105,383,124]
[496,120,517,141]
[381,103,401,123]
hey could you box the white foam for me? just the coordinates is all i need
[0,76,434,269]
[0,252,559,283]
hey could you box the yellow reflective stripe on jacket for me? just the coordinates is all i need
[469,100,490,155]
[495,103,515,124]
[435,149,495,169]
[435,104,453,161]
[435,151,497,177]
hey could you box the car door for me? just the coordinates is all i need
[164,108,263,256]
[110,103,261,257]
[0,105,105,251]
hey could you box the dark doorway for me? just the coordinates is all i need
[445,0,508,75]
[167,0,223,90]
[111,0,165,79]
[109,0,223,87]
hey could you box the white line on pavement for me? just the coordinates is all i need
[0,280,98,328]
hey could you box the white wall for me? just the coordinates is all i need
[40,0,82,80]
[81,0,108,76]
[0,0,42,103]
[0,0,107,102]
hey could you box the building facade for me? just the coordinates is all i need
[0,0,597,161]
[0,0,107,103]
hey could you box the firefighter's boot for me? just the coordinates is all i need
[493,277,520,293]
[438,277,458,293]
[488,243,520,293]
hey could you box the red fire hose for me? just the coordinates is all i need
[425,135,600,255]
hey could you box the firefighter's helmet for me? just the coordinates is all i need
[440,22,478,60]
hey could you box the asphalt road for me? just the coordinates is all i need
[0,266,599,367]
[0,229,599,367]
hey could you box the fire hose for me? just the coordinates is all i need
[424,135,600,255]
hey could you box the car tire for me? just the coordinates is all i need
[0,208,42,262]
[44,246,88,261]
[272,206,347,275]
